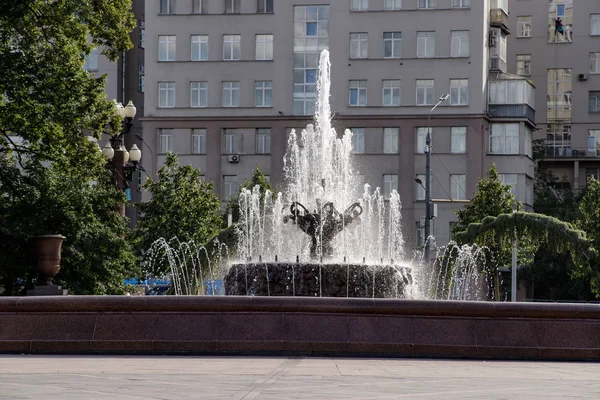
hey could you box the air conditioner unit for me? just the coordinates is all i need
[578,73,588,81]
[228,154,240,163]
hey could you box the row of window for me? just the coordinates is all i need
[156,79,469,108]
[158,34,273,61]
[156,124,530,157]
[516,13,600,41]
[157,30,470,62]
[159,0,273,15]
[351,0,470,11]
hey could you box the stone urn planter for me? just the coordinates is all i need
[33,235,66,286]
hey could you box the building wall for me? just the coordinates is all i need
[142,0,533,250]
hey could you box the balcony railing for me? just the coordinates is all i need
[490,9,510,33]
[536,145,600,159]
[488,104,535,124]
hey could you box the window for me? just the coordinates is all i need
[192,0,203,13]
[450,175,466,200]
[548,0,572,43]
[382,80,400,106]
[415,174,426,201]
[159,129,174,153]
[451,31,469,58]
[451,127,466,153]
[516,55,531,76]
[256,128,271,154]
[591,14,600,36]
[191,35,208,61]
[524,125,532,158]
[384,0,401,10]
[525,178,533,205]
[351,128,365,154]
[224,0,240,13]
[139,21,145,48]
[383,127,398,153]
[223,35,241,60]
[589,130,600,155]
[223,176,239,199]
[190,81,208,107]
[138,65,144,93]
[349,80,367,106]
[383,32,402,58]
[490,123,519,154]
[416,127,430,154]
[351,0,368,11]
[256,34,273,60]
[350,33,368,59]
[416,79,434,106]
[517,16,532,38]
[159,0,175,14]
[257,0,273,13]
[417,32,435,58]
[590,91,600,113]
[500,174,518,197]
[84,48,98,71]
[383,175,398,198]
[450,79,468,105]
[452,0,469,8]
[158,82,176,107]
[255,81,272,107]
[418,0,435,10]
[590,53,600,74]
[223,129,238,154]
[158,35,176,61]
[222,81,240,107]
[192,129,206,154]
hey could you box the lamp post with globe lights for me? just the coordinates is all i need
[101,100,142,216]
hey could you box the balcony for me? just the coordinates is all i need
[488,104,535,125]
[536,145,600,160]
[490,9,510,34]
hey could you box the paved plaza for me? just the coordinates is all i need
[0,355,599,399]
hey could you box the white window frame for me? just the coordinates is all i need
[416,174,426,201]
[257,0,273,13]
[256,128,271,154]
[223,34,241,61]
[191,35,208,61]
[255,34,273,60]
[384,0,401,10]
[224,0,240,13]
[517,16,532,38]
[255,81,272,107]
[192,129,207,154]
[418,0,435,10]
[190,81,208,108]
[416,31,435,58]
[350,33,368,59]
[383,32,402,58]
[382,80,401,106]
[158,82,176,108]
[222,81,240,107]
[416,79,434,106]
[589,91,600,113]
[84,48,99,71]
[451,127,466,153]
[383,127,399,154]
[158,35,176,61]
[516,54,531,76]
[349,80,367,106]
[351,128,365,154]
[416,127,429,154]
[591,14,600,36]
[489,123,519,154]
[192,0,203,14]
[383,174,398,198]
[500,174,518,197]
[223,129,238,154]
[452,0,469,8]
[590,53,600,74]
[159,0,175,14]
[450,174,466,200]
[450,79,468,106]
[159,129,174,153]
[351,0,368,11]
[451,31,469,58]
[223,175,239,199]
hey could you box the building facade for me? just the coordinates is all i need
[508,0,600,191]
[142,0,535,250]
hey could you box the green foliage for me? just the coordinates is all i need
[225,167,275,224]
[132,153,223,276]
[575,178,600,294]
[0,159,137,295]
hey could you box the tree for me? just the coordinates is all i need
[132,153,223,276]
[575,178,600,294]
[225,167,275,224]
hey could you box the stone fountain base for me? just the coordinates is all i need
[224,263,412,298]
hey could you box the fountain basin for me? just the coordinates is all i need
[224,263,412,298]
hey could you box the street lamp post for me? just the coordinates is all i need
[101,100,141,217]
[424,94,449,262]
